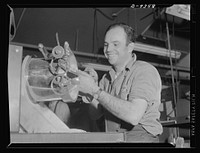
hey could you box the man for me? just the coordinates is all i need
[79,22,163,142]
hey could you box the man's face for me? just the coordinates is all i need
[104,26,130,66]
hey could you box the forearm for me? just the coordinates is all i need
[97,91,140,125]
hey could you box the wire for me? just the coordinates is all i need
[94,8,115,21]
[127,8,130,25]
[172,16,180,105]
[92,9,96,54]
[16,8,26,31]
[92,8,115,54]
[166,14,179,137]
[95,10,99,55]
[172,19,181,139]
[134,9,137,36]
[91,8,128,56]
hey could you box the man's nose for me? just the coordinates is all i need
[105,44,113,52]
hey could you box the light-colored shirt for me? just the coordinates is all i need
[99,54,163,136]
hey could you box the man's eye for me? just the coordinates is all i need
[114,43,118,47]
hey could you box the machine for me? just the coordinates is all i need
[8,37,124,142]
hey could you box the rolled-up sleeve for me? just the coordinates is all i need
[128,64,162,106]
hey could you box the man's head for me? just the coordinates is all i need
[104,23,136,67]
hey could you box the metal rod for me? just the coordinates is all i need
[166,16,179,138]
[166,21,177,109]
[16,8,26,30]
[56,32,60,46]
[75,29,79,51]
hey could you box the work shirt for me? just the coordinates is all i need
[99,53,163,136]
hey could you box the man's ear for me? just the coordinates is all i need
[128,42,135,53]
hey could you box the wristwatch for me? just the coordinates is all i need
[93,87,103,99]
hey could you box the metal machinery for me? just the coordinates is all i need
[8,39,124,143]
[24,41,80,103]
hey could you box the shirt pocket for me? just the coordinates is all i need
[120,85,128,100]
[120,83,132,101]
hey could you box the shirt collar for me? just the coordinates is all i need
[109,53,137,80]
[125,53,137,71]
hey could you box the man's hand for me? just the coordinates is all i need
[84,67,98,85]
[78,70,100,98]
[79,67,98,103]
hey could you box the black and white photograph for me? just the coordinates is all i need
[5,4,195,149]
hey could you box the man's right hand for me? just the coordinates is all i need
[84,67,98,85]
[78,68,99,103]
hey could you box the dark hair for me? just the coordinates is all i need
[105,22,136,44]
